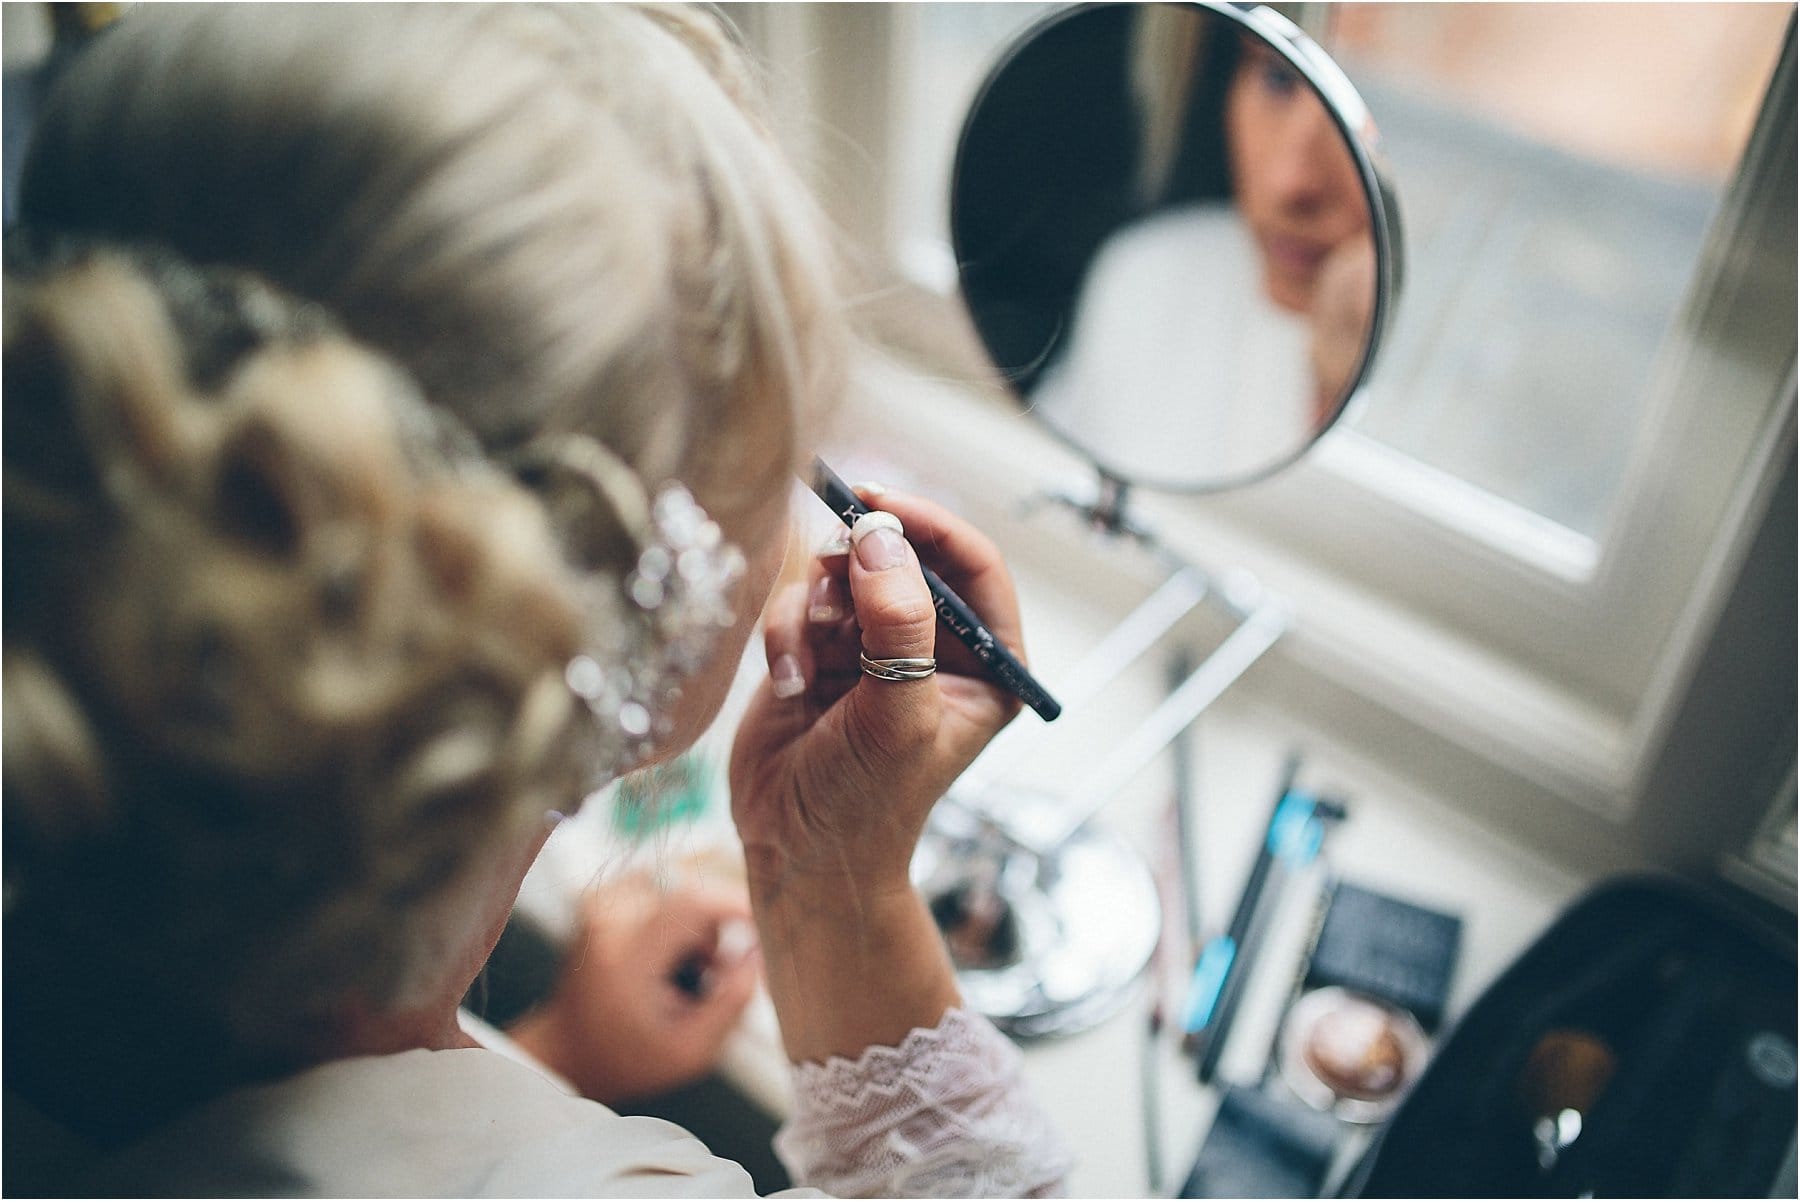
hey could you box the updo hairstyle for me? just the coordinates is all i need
[3,3,847,1049]
[6,243,592,1035]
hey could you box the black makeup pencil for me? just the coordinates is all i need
[809,457,1061,722]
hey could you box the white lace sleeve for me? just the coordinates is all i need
[773,1007,1075,1198]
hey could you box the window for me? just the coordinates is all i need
[1214,7,1796,815]
[727,4,1796,825]
[1330,4,1789,547]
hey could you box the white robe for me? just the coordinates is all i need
[1031,204,1317,488]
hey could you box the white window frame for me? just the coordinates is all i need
[723,4,1796,834]
[1202,25,1796,818]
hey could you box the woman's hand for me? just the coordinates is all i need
[506,874,759,1106]
[1308,236,1376,420]
[728,487,1025,897]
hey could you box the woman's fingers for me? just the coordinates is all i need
[797,563,861,709]
[763,559,861,711]
[804,555,851,626]
[844,486,1026,688]
[837,509,941,760]
[759,580,812,703]
[791,489,1026,697]
[853,487,1025,660]
[757,489,1023,764]
[846,512,935,660]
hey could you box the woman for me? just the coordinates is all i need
[3,5,1070,1195]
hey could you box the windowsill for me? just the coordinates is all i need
[830,351,1658,878]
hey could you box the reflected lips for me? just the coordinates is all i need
[1264,232,1328,283]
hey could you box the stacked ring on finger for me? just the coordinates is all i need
[858,651,938,681]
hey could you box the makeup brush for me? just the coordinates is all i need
[1516,1029,1618,1172]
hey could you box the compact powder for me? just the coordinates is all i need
[1279,987,1430,1123]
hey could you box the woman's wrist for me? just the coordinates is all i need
[748,867,961,1064]
[742,844,914,910]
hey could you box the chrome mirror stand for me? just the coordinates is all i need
[915,477,1290,1038]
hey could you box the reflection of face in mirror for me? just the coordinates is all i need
[1226,39,1376,411]
[1227,42,1371,317]
[953,4,1388,490]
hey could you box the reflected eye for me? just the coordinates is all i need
[1259,59,1301,97]
[1239,42,1303,100]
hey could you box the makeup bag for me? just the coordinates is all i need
[1343,873,1796,1198]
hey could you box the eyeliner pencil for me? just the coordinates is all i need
[809,457,1062,722]
[1183,752,1303,1078]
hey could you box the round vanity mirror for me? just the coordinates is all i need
[952,1,1401,491]
[926,2,1405,1040]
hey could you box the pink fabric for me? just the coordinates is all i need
[776,1007,1073,1198]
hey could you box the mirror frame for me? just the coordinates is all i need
[950,0,1406,494]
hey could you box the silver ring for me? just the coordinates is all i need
[859,651,938,681]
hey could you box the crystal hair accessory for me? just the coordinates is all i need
[508,436,747,786]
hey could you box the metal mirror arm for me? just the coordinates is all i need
[1016,591,1288,853]
[1025,470,1160,549]
[950,485,1290,858]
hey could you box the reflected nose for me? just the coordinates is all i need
[1268,101,1343,215]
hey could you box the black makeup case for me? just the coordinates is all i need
[1343,873,1796,1198]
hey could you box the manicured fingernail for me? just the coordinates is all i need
[853,481,888,498]
[717,918,759,966]
[808,574,845,623]
[851,510,906,571]
[771,653,806,698]
[818,527,852,558]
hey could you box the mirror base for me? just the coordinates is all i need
[914,791,1160,1040]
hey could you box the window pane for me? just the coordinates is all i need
[890,4,1056,289]
[1328,3,1788,542]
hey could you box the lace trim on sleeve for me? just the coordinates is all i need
[774,1007,1074,1198]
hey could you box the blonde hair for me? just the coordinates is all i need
[19,3,841,515]
[5,3,845,1044]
